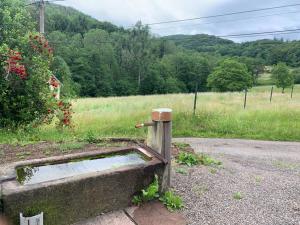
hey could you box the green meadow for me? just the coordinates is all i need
[1,85,299,144]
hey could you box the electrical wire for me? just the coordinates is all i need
[146,3,300,26]
[151,10,300,31]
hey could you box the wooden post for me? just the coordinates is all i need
[291,85,294,99]
[270,86,274,103]
[148,108,172,191]
[244,89,248,109]
[193,83,198,115]
[39,1,45,34]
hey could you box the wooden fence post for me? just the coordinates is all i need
[244,89,248,109]
[148,108,172,192]
[193,83,198,115]
[291,85,294,99]
[270,86,274,103]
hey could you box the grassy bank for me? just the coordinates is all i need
[0,85,299,144]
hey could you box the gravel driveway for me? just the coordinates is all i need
[172,138,300,225]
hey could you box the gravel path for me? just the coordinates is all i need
[172,138,300,225]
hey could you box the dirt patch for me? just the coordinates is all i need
[0,139,140,164]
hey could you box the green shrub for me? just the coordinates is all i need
[177,152,222,167]
[177,152,200,167]
[159,191,184,212]
[200,154,222,166]
[132,175,159,205]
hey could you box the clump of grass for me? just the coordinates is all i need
[254,175,262,183]
[176,152,222,167]
[96,142,124,148]
[84,131,98,143]
[175,168,188,175]
[159,190,184,212]
[177,152,199,167]
[272,160,299,170]
[58,142,86,152]
[209,168,218,174]
[43,149,53,156]
[16,151,31,159]
[173,142,190,150]
[132,175,159,205]
[233,192,243,200]
[132,175,184,212]
[200,154,222,166]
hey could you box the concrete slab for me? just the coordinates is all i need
[131,201,186,225]
[72,210,135,225]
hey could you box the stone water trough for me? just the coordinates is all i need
[0,145,166,225]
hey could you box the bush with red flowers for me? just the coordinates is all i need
[0,33,73,128]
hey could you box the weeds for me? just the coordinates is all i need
[254,176,262,183]
[173,142,190,150]
[132,175,184,212]
[96,142,124,148]
[58,142,86,152]
[84,131,98,144]
[177,152,199,167]
[176,168,188,175]
[209,168,218,174]
[132,175,159,205]
[159,191,184,212]
[16,151,31,159]
[176,152,222,167]
[200,154,222,166]
[43,149,53,156]
[233,192,243,200]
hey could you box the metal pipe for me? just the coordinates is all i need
[135,122,155,129]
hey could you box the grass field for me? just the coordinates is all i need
[0,85,299,144]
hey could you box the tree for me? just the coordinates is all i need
[129,22,152,90]
[292,69,300,84]
[207,59,252,92]
[237,57,265,85]
[51,56,76,97]
[272,62,294,93]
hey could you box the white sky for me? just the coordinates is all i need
[57,0,300,42]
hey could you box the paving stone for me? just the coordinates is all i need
[72,210,135,225]
[132,201,186,225]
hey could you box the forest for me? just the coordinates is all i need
[3,2,300,99]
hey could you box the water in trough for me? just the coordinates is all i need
[16,151,147,185]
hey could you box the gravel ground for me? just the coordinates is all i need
[172,138,300,225]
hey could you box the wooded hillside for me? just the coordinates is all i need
[27,3,300,97]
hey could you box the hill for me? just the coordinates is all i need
[31,3,122,34]
[164,34,300,67]
[163,34,236,52]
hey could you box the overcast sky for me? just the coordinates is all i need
[57,0,300,42]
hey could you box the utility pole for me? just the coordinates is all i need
[26,0,65,34]
[39,0,45,33]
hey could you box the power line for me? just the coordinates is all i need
[223,31,300,39]
[151,10,300,31]
[218,28,300,38]
[146,3,300,26]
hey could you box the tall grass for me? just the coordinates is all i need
[0,85,299,144]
